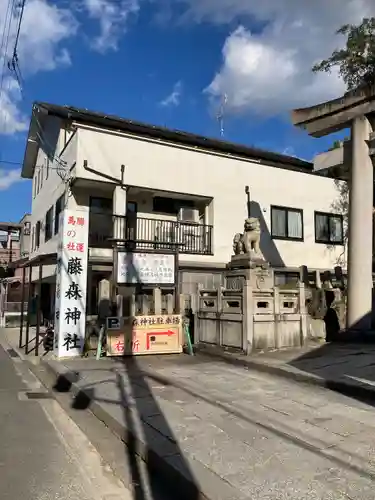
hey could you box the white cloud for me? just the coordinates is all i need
[0,0,78,135]
[0,77,28,134]
[179,0,375,115]
[0,168,23,190]
[160,80,183,107]
[82,0,140,52]
[17,0,78,72]
[0,0,143,137]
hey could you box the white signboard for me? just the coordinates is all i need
[117,252,175,285]
[54,209,89,358]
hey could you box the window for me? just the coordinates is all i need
[23,222,31,236]
[35,221,41,248]
[39,165,43,190]
[89,197,112,213]
[45,157,49,179]
[271,206,303,241]
[153,196,194,215]
[33,174,37,198]
[45,207,53,242]
[127,201,137,214]
[10,230,20,242]
[31,227,35,252]
[36,170,40,194]
[54,195,64,235]
[315,211,343,245]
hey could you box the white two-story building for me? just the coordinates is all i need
[21,102,346,316]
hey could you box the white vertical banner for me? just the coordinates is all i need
[54,209,89,358]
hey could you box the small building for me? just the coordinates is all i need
[0,217,30,326]
[21,102,346,319]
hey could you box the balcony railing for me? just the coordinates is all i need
[89,213,213,255]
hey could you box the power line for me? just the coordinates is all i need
[8,1,26,93]
[0,0,17,143]
[0,159,21,165]
[0,0,14,96]
[12,0,26,57]
[0,0,71,184]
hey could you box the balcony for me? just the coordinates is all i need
[89,213,213,255]
[0,248,20,264]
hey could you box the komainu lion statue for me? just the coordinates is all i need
[233,217,261,255]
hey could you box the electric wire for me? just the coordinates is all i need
[0,0,17,144]
[9,0,26,94]
[12,0,25,58]
[0,0,71,184]
[4,0,71,183]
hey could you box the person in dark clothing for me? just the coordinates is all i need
[324,290,340,342]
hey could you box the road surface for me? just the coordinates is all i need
[0,343,133,500]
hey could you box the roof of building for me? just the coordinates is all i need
[0,222,23,231]
[22,101,313,179]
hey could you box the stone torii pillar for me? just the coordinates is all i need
[347,116,374,330]
[292,88,375,332]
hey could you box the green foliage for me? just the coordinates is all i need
[330,179,349,267]
[312,17,375,90]
[328,140,343,151]
[327,136,350,151]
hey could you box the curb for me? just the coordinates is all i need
[195,346,375,403]
[40,358,245,500]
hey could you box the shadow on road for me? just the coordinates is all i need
[52,356,201,500]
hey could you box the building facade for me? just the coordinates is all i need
[0,217,30,326]
[21,103,347,313]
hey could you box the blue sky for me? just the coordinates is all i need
[0,0,373,222]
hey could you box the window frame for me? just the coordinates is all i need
[89,196,113,214]
[45,206,53,242]
[35,221,41,248]
[152,196,195,216]
[314,211,344,245]
[23,221,31,236]
[270,205,304,242]
[54,195,64,235]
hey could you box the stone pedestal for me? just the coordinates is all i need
[225,253,274,291]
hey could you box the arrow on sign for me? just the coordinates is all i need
[146,330,175,350]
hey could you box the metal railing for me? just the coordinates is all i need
[89,213,213,255]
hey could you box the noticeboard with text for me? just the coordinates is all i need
[106,315,182,356]
[116,252,175,285]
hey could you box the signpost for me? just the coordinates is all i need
[106,314,182,356]
[54,209,89,358]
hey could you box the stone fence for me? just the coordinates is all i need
[195,284,307,353]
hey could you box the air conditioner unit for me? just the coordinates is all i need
[178,207,199,223]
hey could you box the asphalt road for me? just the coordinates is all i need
[0,343,133,500]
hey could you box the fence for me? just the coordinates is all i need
[89,213,213,255]
[196,284,307,353]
